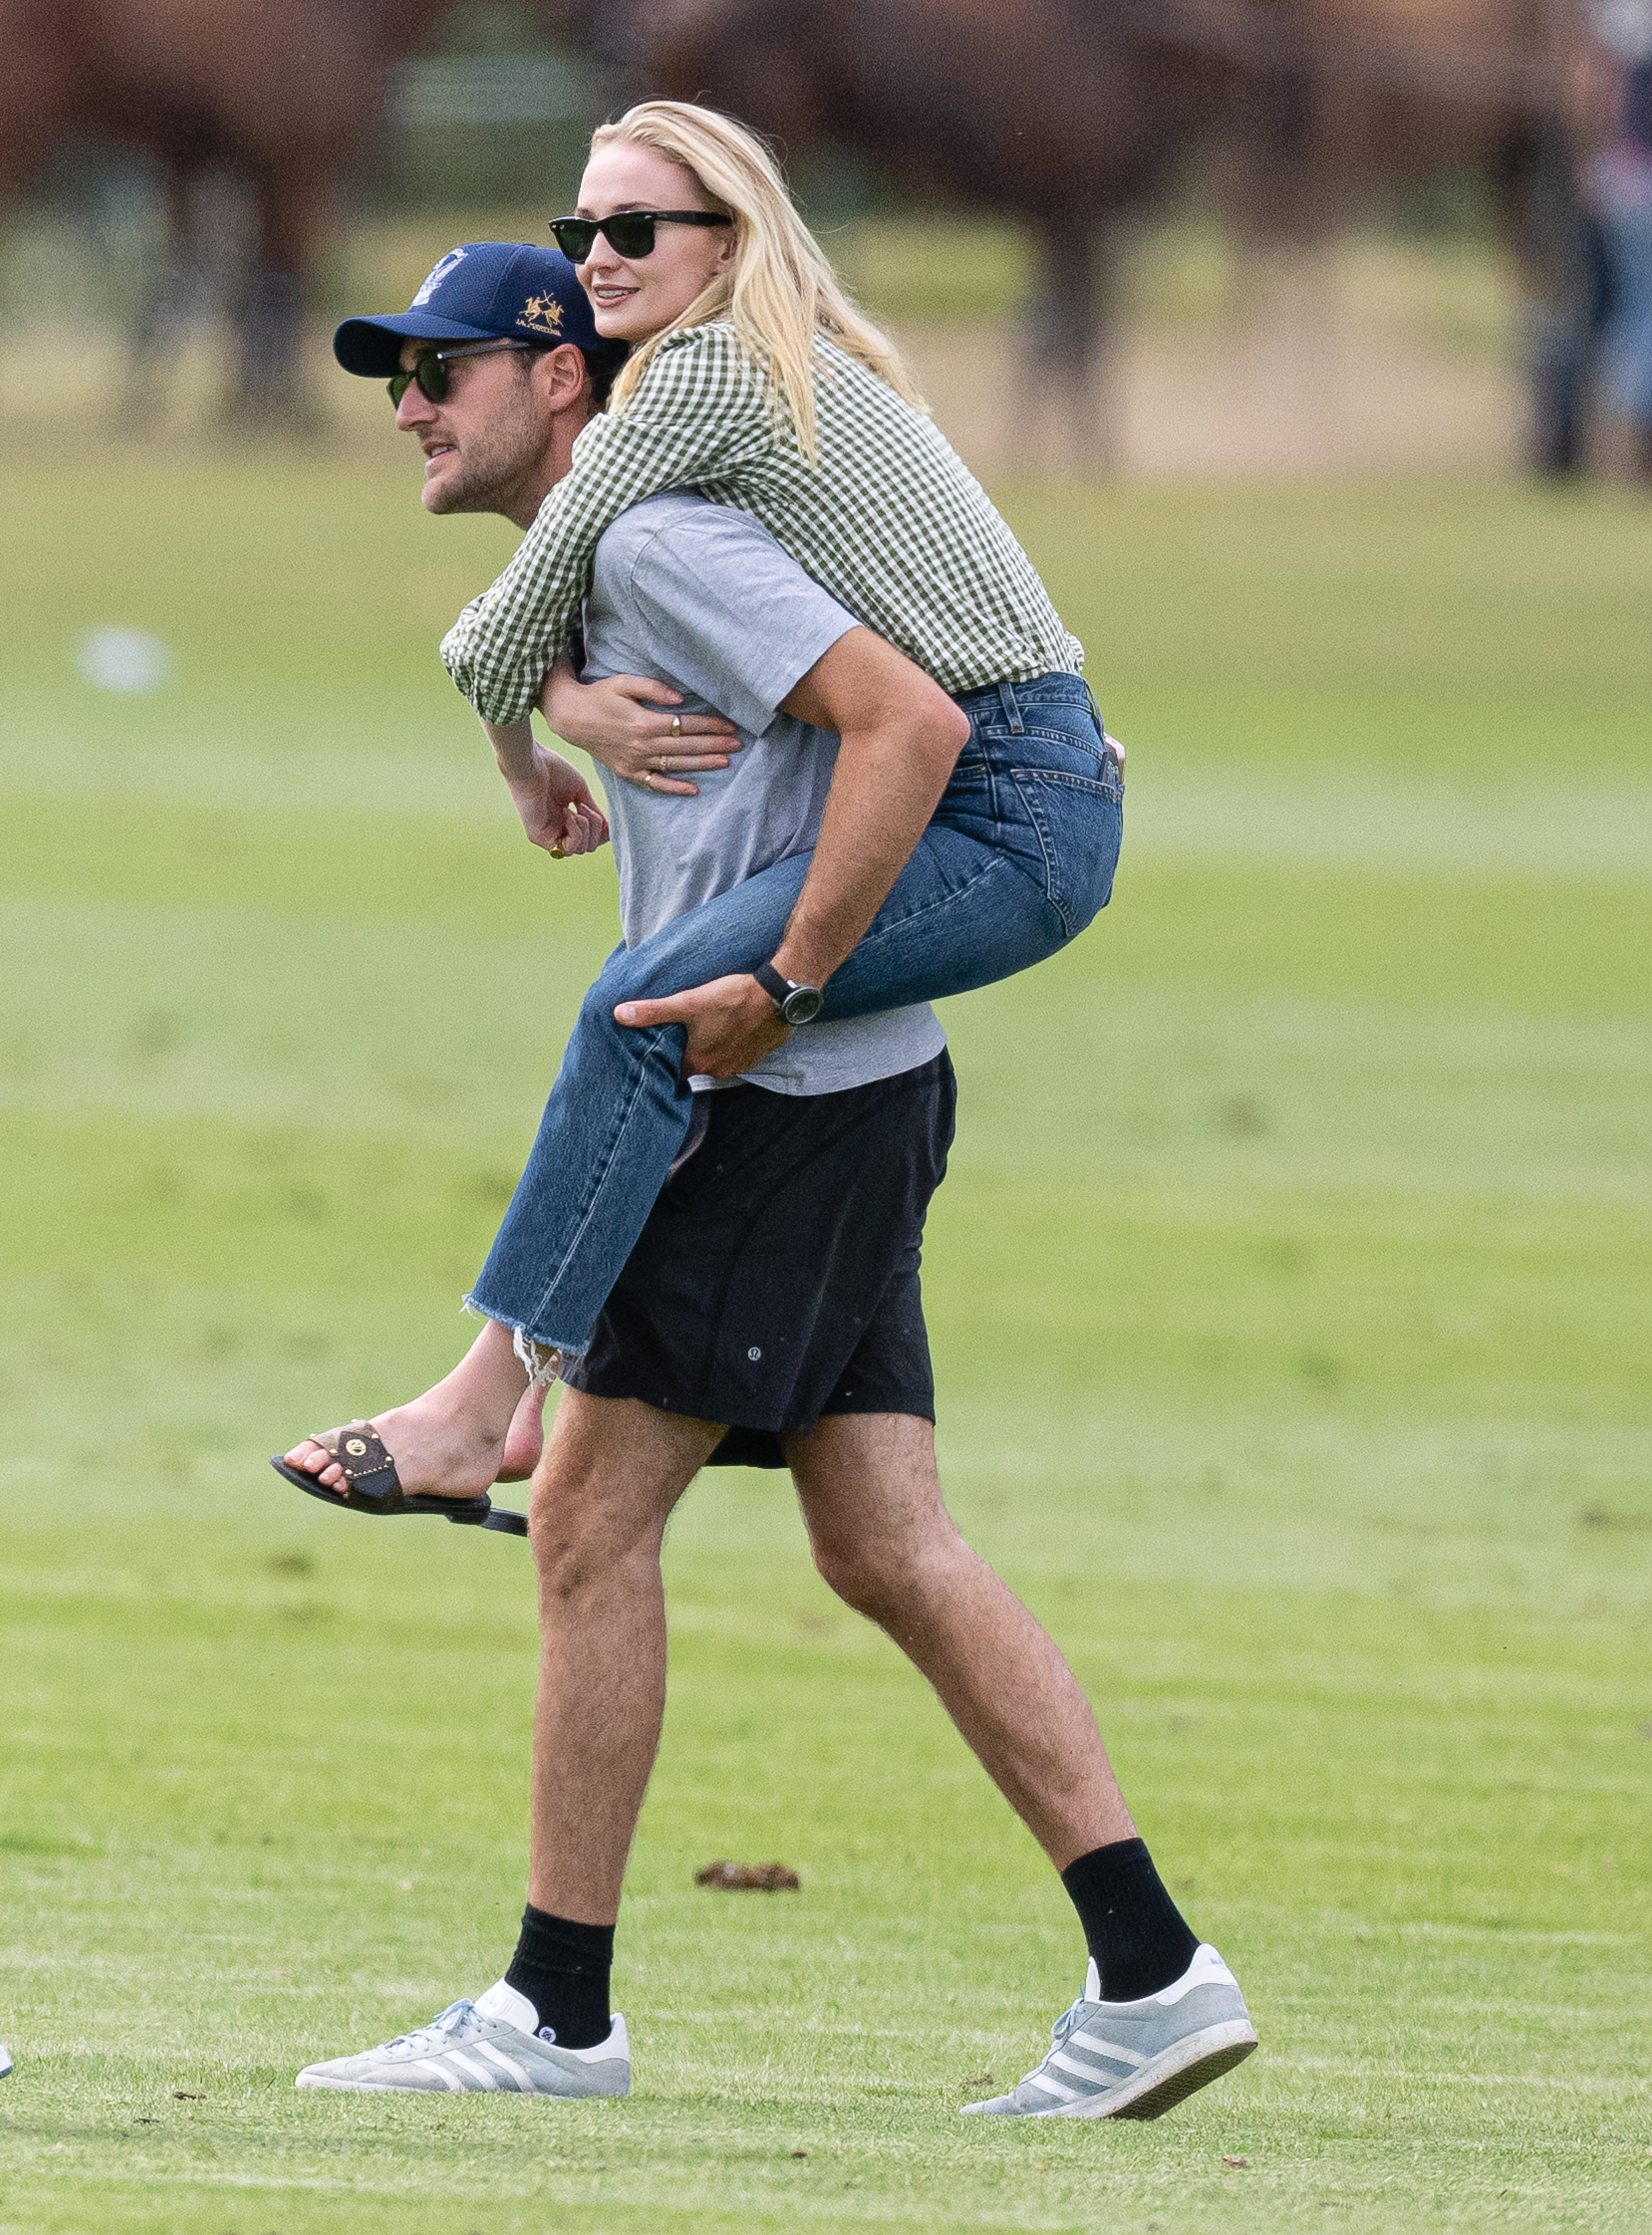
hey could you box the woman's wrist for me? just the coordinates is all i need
[483,717,537,781]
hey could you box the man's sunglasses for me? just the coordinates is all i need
[550,210,732,262]
[387,338,534,407]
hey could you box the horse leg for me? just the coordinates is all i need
[1019,215,1118,476]
[126,162,198,416]
[231,167,327,428]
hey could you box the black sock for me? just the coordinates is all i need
[503,1906,614,2049]
[1060,1838,1200,2003]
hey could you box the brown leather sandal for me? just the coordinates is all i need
[269,1423,527,1536]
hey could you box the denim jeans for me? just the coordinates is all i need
[467,673,1123,1356]
[1600,197,1652,424]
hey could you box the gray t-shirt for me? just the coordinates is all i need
[581,493,946,1097]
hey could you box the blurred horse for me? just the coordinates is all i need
[620,0,1244,463]
[0,0,1593,461]
[0,0,593,424]
[619,0,1590,467]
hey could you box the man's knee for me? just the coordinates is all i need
[809,1516,961,1624]
[529,1472,618,1602]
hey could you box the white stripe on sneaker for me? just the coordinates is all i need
[1026,2072,1083,2101]
[409,2059,465,2091]
[476,2043,533,2088]
[1049,2048,1126,2082]
[443,2050,500,2089]
[1066,2032,1147,2066]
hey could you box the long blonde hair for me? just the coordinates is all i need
[592,100,926,459]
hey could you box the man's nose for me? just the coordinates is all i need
[396,380,436,431]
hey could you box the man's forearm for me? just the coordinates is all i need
[770,721,958,987]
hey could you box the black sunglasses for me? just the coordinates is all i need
[550,210,732,262]
[386,338,534,408]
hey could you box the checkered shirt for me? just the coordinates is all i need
[440,322,1084,724]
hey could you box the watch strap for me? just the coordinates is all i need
[752,960,794,1014]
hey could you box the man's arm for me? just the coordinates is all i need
[614,628,970,1077]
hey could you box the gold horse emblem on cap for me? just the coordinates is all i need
[521,294,564,335]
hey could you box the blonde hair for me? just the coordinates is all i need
[592,100,926,459]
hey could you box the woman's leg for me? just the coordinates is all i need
[284,684,1118,1493]
[470,680,1121,1357]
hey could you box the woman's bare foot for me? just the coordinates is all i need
[281,1318,535,1502]
[497,1381,550,1482]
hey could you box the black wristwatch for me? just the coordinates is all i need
[752,959,824,1024]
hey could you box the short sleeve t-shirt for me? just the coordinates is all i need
[580,493,947,1097]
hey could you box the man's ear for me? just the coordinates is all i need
[533,342,591,413]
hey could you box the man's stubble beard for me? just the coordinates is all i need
[421,378,545,518]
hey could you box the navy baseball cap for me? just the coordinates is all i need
[333,240,612,377]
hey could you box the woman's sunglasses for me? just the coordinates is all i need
[550,210,732,262]
[386,338,534,408]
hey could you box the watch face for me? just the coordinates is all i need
[781,985,824,1024]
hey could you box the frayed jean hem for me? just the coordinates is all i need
[461,1295,589,1385]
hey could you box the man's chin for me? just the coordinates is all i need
[421,464,470,515]
[422,455,496,515]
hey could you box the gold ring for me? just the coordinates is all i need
[642,770,653,789]
[670,715,682,738]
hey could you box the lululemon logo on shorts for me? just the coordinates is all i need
[747,1346,761,1361]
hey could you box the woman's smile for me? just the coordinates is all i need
[573,144,735,342]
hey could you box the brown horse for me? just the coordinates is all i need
[625,0,1246,460]
[0,0,600,421]
[1,0,1591,457]
[625,0,1588,464]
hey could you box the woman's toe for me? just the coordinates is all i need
[285,1436,345,1485]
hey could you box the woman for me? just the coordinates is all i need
[281,101,1121,1510]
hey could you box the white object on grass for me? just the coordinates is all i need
[0,2041,12,2078]
[75,627,173,693]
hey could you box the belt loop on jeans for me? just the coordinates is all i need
[996,680,1025,734]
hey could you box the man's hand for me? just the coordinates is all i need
[485,718,609,857]
[615,974,791,1079]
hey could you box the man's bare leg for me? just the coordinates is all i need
[784,1411,1133,1868]
[281,1315,540,1501]
[527,1390,725,1920]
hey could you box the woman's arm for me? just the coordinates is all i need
[484,718,610,856]
[540,657,740,797]
[441,325,772,726]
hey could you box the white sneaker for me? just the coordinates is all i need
[963,1944,1257,2119]
[295,1981,629,2097]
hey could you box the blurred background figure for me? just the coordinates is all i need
[1579,0,1652,474]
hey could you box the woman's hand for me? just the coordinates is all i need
[484,718,609,857]
[540,655,740,796]
[533,745,609,856]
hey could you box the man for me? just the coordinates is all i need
[294,243,1258,2117]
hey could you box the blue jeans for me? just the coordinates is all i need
[468,673,1123,1356]
[1600,197,1652,425]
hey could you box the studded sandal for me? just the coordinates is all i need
[270,1423,528,1535]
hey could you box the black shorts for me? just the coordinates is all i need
[560,1051,956,1468]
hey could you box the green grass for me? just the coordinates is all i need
[2,440,1650,2234]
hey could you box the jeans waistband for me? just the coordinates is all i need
[949,672,1097,736]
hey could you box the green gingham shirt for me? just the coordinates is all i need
[440,322,1084,724]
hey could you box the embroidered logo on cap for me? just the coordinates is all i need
[412,248,467,305]
[521,293,565,335]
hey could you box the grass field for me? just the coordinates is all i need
[2,435,1650,2234]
